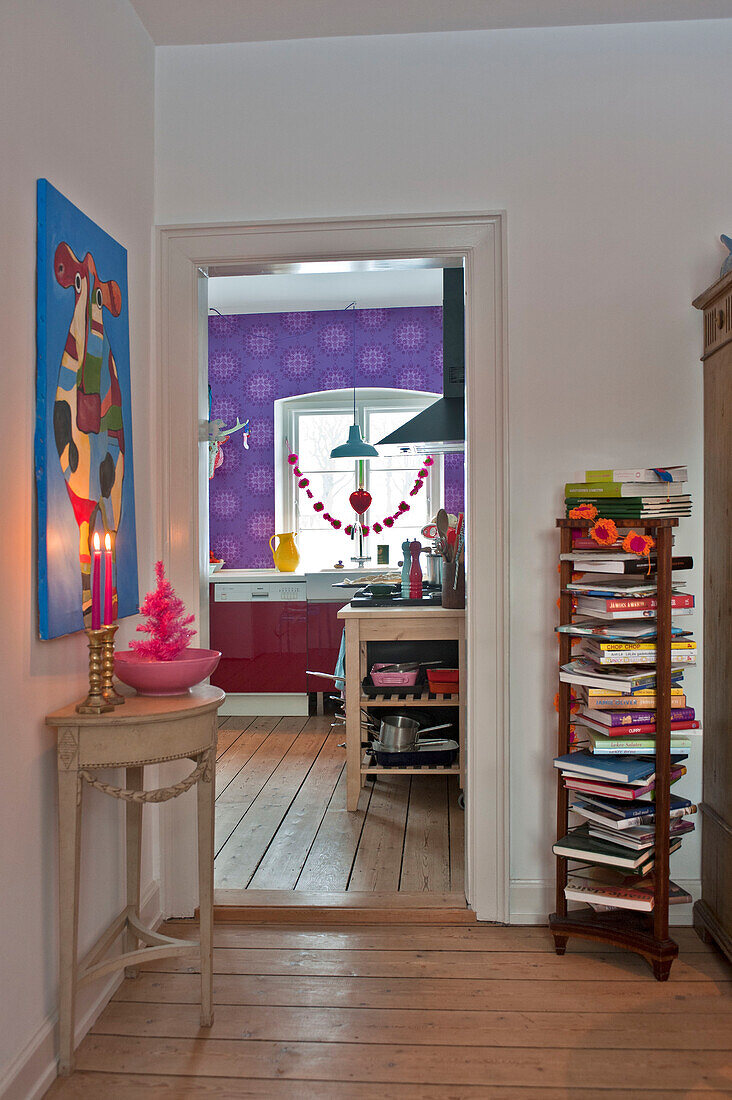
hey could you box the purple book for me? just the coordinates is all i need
[582,706,695,727]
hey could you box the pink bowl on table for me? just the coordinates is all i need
[114,648,221,696]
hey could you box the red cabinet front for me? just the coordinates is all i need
[306,601,349,691]
[210,591,307,694]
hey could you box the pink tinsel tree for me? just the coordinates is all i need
[130,561,196,660]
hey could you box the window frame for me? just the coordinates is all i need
[274,388,442,550]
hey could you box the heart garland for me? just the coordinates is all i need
[288,452,434,536]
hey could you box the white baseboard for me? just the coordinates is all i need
[509,878,701,926]
[0,879,163,1100]
[219,692,309,716]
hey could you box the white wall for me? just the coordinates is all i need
[0,2,155,1094]
[155,20,732,919]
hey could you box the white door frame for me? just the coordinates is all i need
[156,212,510,922]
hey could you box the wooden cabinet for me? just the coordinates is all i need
[692,273,732,964]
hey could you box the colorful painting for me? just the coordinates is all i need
[35,180,139,639]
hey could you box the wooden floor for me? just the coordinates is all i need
[47,922,732,1097]
[213,715,464,896]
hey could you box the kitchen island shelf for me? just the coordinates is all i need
[360,691,459,707]
[360,751,460,776]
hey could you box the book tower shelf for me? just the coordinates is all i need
[549,517,680,981]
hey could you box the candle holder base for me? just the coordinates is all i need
[77,628,114,714]
[101,624,125,706]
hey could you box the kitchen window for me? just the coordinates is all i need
[275,389,441,572]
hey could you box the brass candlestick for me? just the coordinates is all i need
[76,628,113,714]
[101,623,125,706]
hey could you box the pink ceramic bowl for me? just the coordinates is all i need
[114,648,222,696]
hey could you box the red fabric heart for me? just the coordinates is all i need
[349,489,372,515]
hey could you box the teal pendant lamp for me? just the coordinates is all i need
[330,302,379,460]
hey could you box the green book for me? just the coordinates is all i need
[553,823,658,873]
[586,728,693,753]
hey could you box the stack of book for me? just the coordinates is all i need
[554,469,697,913]
[565,466,692,520]
[552,750,696,909]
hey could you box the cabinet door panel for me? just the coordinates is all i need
[210,594,306,693]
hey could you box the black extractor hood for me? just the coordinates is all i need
[377,266,465,454]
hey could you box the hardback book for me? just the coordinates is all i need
[580,716,699,737]
[565,503,692,518]
[564,872,691,912]
[571,792,696,822]
[570,796,695,830]
[553,824,680,872]
[578,646,697,667]
[560,658,684,693]
[553,750,657,784]
[586,819,694,850]
[586,728,694,753]
[565,481,688,498]
[584,467,688,483]
[585,640,695,652]
[558,554,693,574]
[574,607,693,621]
[576,594,694,613]
[562,765,685,801]
[582,693,687,709]
[567,581,685,597]
[585,685,685,700]
[557,619,690,639]
[580,706,695,726]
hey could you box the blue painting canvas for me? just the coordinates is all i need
[35,180,139,639]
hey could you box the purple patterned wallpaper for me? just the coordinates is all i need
[208,307,465,569]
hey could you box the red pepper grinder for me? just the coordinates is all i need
[409,540,423,600]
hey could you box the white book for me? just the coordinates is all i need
[584,467,688,483]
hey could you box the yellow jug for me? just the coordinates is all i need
[270,531,300,572]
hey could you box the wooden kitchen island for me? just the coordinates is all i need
[338,604,466,811]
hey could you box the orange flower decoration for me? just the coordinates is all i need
[568,503,598,521]
[590,517,618,546]
[553,689,580,715]
[622,530,655,557]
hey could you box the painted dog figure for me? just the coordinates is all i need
[53,241,125,624]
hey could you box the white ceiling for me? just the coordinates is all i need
[208,269,444,315]
[130,0,732,46]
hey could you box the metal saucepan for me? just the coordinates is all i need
[377,714,452,752]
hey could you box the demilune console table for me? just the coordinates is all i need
[46,684,225,1075]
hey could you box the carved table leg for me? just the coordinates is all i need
[124,766,144,978]
[57,765,82,1075]
[198,744,216,1027]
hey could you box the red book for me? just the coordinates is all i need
[577,593,694,612]
[580,715,700,738]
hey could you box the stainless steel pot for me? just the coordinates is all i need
[422,551,443,587]
[377,714,452,752]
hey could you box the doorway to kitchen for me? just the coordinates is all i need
[206,260,466,908]
[157,213,508,923]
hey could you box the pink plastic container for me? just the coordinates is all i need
[114,648,221,696]
[370,663,420,687]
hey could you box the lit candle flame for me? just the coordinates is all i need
[104,533,112,551]
[93,532,101,550]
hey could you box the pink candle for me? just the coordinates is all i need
[91,532,101,629]
[103,533,114,624]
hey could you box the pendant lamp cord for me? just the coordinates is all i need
[345,301,357,422]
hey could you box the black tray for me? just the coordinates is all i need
[370,739,458,768]
[361,670,427,697]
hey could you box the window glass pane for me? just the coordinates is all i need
[367,409,434,470]
[298,412,353,472]
[297,471,354,529]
